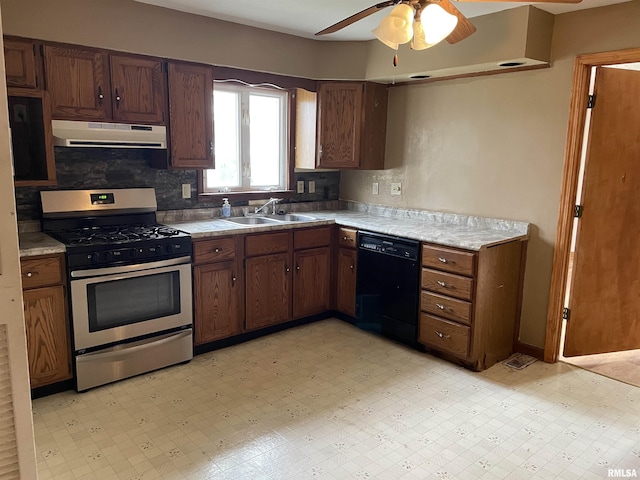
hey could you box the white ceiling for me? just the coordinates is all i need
[134,0,630,41]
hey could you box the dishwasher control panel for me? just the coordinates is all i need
[358,232,419,261]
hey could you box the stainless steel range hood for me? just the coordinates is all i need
[52,120,167,149]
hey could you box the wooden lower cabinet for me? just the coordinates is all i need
[23,285,71,388]
[245,252,292,331]
[194,261,242,345]
[336,247,357,316]
[293,247,331,318]
[418,240,526,371]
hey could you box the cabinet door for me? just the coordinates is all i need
[110,54,165,124]
[245,253,291,330]
[23,285,71,388]
[194,261,242,345]
[167,62,214,168]
[336,247,357,317]
[316,82,362,168]
[293,247,331,318]
[4,39,38,88]
[44,45,111,120]
[9,88,56,186]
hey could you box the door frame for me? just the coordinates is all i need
[544,48,640,363]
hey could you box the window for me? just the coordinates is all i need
[203,83,289,193]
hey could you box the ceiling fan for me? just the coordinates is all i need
[316,0,581,61]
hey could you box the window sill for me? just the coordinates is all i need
[198,190,296,203]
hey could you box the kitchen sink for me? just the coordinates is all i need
[221,216,281,225]
[266,214,317,222]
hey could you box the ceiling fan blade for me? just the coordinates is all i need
[439,0,477,44]
[454,0,582,3]
[315,1,398,36]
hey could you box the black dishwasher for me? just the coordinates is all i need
[355,231,422,349]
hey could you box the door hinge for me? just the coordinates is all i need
[587,95,595,109]
[574,205,583,218]
[562,307,570,321]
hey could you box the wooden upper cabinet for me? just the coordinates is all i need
[166,61,214,169]
[44,44,111,120]
[110,54,165,124]
[4,38,40,89]
[316,81,388,170]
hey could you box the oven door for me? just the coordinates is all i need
[70,257,192,351]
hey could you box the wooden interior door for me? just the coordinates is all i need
[563,66,640,357]
[110,54,165,124]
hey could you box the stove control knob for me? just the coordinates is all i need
[165,244,174,254]
[87,253,99,264]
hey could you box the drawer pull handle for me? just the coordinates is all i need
[438,257,448,263]
[435,331,451,339]
[343,236,352,241]
[437,281,447,287]
[435,303,445,310]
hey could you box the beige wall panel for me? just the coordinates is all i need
[0,0,332,79]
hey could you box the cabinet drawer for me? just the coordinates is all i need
[20,255,64,289]
[422,244,475,277]
[193,237,236,265]
[421,268,473,301]
[338,227,357,248]
[421,291,472,325]
[294,227,331,249]
[245,232,290,256]
[419,313,470,358]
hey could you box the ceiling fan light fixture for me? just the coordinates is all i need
[373,3,414,47]
[410,20,434,51]
[420,3,458,45]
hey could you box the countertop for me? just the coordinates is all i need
[167,209,529,251]
[19,232,66,258]
[18,205,530,257]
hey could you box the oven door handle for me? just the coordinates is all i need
[70,256,192,279]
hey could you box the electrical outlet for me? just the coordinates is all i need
[308,181,316,194]
[181,184,191,199]
[297,180,305,194]
[372,182,379,195]
[390,182,402,196]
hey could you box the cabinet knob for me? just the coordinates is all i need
[318,145,323,159]
[296,265,301,271]
[232,274,237,286]
[435,331,450,339]
[115,88,121,105]
[437,280,447,287]
[438,257,448,263]
[285,267,290,273]
[26,272,33,278]
[435,303,445,310]
[343,236,350,241]
[350,264,354,270]
[97,86,104,106]
[214,248,221,253]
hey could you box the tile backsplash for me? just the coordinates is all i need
[14,148,339,221]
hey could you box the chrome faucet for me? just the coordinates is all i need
[254,197,283,215]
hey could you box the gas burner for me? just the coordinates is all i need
[51,224,189,247]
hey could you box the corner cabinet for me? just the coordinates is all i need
[165,61,214,169]
[193,237,243,345]
[418,241,526,371]
[316,82,388,170]
[20,254,72,389]
[4,37,42,89]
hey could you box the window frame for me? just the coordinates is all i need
[197,67,317,202]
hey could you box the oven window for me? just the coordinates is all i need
[87,271,181,332]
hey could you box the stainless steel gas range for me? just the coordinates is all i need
[41,188,193,391]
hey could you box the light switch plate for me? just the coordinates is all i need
[390,182,402,196]
[308,181,316,194]
[372,182,379,195]
[297,180,305,193]
[181,184,191,199]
